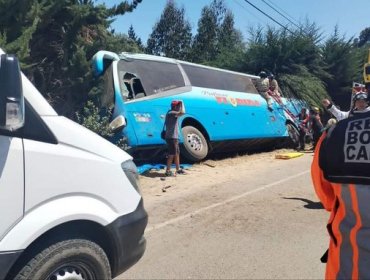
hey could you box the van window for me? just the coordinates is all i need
[180,63,258,94]
[117,60,185,98]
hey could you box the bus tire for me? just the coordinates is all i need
[181,126,208,162]
[13,239,111,280]
[286,123,300,148]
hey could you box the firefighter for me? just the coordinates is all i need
[311,109,370,279]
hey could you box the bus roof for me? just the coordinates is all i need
[118,52,260,80]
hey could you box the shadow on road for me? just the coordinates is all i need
[283,197,324,210]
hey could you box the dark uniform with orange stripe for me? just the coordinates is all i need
[312,110,370,279]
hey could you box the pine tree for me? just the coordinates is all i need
[322,27,362,109]
[146,0,192,60]
[190,0,243,68]
[191,4,218,63]
[243,23,328,107]
[212,11,245,70]
[128,24,144,50]
[357,27,370,47]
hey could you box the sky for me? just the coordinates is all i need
[100,0,369,43]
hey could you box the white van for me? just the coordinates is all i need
[0,51,147,279]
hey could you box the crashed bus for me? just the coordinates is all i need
[92,50,303,162]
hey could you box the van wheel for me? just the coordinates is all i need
[181,126,208,162]
[286,123,300,148]
[14,239,111,280]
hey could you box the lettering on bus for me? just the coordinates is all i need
[133,113,152,123]
[201,90,260,107]
[344,117,370,162]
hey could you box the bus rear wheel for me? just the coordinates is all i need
[286,123,300,149]
[181,126,208,162]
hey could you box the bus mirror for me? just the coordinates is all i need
[0,54,25,131]
[109,115,126,132]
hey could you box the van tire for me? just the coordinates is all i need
[181,126,208,162]
[14,239,111,280]
[286,123,300,149]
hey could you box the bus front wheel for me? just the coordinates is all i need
[181,126,208,162]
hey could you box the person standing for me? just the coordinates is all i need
[311,109,370,279]
[297,107,309,151]
[322,91,370,121]
[164,100,185,176]
[309,107,323,150]
[256,71,273,111]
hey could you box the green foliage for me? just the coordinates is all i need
[279,69,327,107]
[209,11,245,70]
[76,100,128,150]
[243,22,332,108]
[357,27,370,47]
[0,0,143,118]
[2,0,370,145]
[321,27,361,109]
[191,3,218,63]
[146,0,192,59]
[128,24,144,51]
[190,0,245,70]
[75,100,113,139]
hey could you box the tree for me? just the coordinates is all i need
[243,23,328,107]
[0,0,143,118]
[128,24,144,50]
[191,0,221,63]
[357,27,370,47]
[146,0,192,60]
[190,0,244,69]
[212,10,245,70]
[321,27,361,109]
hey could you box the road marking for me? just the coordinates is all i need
[146,170,310,233]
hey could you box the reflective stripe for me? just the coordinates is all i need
[354,185,370,278]
[337,185,354,279]
[349,185,360,280]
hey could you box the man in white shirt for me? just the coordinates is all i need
[322,92,370,121]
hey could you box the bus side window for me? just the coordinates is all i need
[123,73,135,100]
[131,78,146,99]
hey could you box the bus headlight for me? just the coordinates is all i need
[121,160,141,194]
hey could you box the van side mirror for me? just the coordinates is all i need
[0,54,24,131]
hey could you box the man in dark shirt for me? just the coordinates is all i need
[164,100,185,176]
[309,107,324,150]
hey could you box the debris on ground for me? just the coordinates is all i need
[162,185,172,192]
[275,152,304,160]
[137,163,192,174]
[202,160,216,168]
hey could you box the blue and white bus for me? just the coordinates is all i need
[92,50,302,162]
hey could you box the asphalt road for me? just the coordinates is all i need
[118,152,329,279]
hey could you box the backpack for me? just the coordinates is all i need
[319,111,370,185]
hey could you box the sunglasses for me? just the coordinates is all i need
[354,93,368,100]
